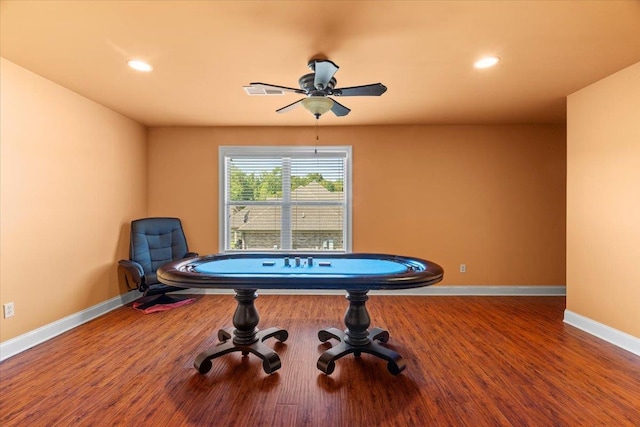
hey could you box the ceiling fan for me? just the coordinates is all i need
[244,59,387,119]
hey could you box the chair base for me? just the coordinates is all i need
[134,293,192,311]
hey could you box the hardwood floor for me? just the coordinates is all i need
[1,295,639,426]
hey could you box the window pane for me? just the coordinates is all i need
[290,158,344,201]
[291,205,344,250]
[228,158,283,201]
[228,205,282,250]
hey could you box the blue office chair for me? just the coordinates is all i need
[118,217,197,311]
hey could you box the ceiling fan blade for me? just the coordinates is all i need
[313,60,339,90]
[276,98,305,114]
[249,82,304,94]
[334,83,387,97]
[330,99,351,117]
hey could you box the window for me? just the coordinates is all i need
[219,146,352,253]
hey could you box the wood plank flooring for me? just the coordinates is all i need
[1,295,639,426]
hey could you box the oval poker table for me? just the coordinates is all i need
[158,252,444,375]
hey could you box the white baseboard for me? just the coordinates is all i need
[376,285,566,296]
[0,286,566,362]
[196,285,567,296]
[0,291,140,362]
[563,310,640,357]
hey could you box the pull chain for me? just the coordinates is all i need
[314,118,320,247]
[315,118,319,153]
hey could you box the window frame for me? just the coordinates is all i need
[219,145,352,253]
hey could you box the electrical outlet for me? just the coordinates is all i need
[460,264,467,273]
[3,302,15,318]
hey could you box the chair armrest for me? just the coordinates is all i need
[118,259,145,292]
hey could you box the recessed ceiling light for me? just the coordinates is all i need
[127,59,153,72]
[474,56,500,69]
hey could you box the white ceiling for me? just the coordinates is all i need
[1,0,639,127]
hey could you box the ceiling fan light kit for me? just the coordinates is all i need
[301,97,334,119]
[246,59,387,119]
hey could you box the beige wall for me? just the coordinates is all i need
[3,52,636,350]
[0,58,147,341]
[0,59,570,344]
[567,62,640,338]
[148,125,566,286]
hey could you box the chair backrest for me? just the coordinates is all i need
[130,217,190,285]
